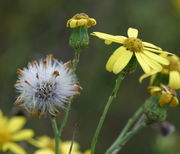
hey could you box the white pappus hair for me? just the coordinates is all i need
[14,55,82,117]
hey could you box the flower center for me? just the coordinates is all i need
[0,128,11,144]
[163,56,180,72]
[123,37,143,52]
[35,82,57,102]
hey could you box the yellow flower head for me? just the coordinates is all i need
[67,13,96,28]
[0,110,34,154]
[30,136,89,154]
[157,54,180,89]
[92,28,170,82]
[148,84,179,107]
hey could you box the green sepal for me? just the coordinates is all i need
[143,96,167,124]
[69,26,89,51]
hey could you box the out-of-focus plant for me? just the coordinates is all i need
[0,110,34,154]
[154,133,180,154]
[29,136,90,154]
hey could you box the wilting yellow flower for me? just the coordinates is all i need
[67,13,96,28]
[151,54,180,89]
[148,84,179,107]
[92,28,170,82]
[0,110,34,154]
[30,136,90,154]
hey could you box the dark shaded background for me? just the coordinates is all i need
[0,0,180,153]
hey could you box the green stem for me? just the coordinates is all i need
[51,117,60,154]
[105,106,144,154]
[90,72,127,154]
[105,121,146,154]
[117,106,143,140]
[59,51,80,143]
[72,51,80,69]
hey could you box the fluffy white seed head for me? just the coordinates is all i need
[14,55,81,117]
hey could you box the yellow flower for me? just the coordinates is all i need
[30,136,89,154]
[148,84,179,107]
[92,28,170,82]
[151,54,180,89]
[67,13,96,28]
[0,110,34,154]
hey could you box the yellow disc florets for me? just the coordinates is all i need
[162,55,180,74]
[123,37,143,52]
[67,13,96,28]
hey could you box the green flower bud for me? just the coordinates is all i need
[69,26,89,51]
[144,96,167,124]
[67,13,96,51]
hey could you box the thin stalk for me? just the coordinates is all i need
[116,106,143,140]
[105,121,146,154]
[51,117,60,154]
[90,72,127,154]
[59,50,80,143]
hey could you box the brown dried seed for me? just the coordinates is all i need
[14,97,24,105]
[16,69,24,76]
[36,73,39,79]
[64,61,72,68]
[52,71,60,77]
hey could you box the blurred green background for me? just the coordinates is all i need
[0,0,180,153]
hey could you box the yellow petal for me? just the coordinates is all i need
[12,129,34,141]
[106,46,125,72]
[169,96,179,107]
[143,47,171,55]
[135,52,151,73]
[8,117,26,133]
[104,40,112,45]
[112,47,133,74]
[2,142,26,154]
[127,28,138,38]
[61,141,81,154]
[142,41,162,50]
[148,86,162,96]
[91,32,126,44]
[139,70,159,83]
[150,74,157,85]
[29,136,51,148]
[169,71,180,89]
[140,52,162,71]
[70,19,77,28]
[159,91,172,107]
[143,51,169,65]
[34,148,54,154]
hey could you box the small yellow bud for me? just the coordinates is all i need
[148,84,179,108]
[67,13,96,28]
[169,96,179,107]
[148,86,162,96]
[159,91,172,107]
